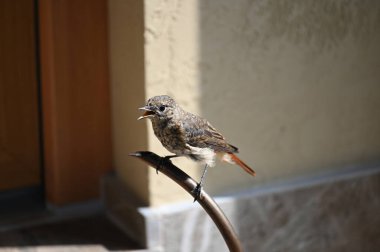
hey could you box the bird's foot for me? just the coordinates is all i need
[192,183,202,202]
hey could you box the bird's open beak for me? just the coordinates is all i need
[137,106,155,120]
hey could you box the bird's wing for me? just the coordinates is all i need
[182,113,238,153]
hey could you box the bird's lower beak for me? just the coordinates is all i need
[137,106,155,120]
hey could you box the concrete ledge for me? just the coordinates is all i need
[103,165,380,252]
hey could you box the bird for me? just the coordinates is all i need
[138,95,255,201]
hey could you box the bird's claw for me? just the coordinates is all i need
[192,183,202,202]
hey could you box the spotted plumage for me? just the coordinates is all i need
[138,95,255,200]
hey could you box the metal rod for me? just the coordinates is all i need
[130,151,243,252]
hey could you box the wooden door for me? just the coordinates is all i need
[0,0,41,191]
[39,0,112,205]
[0,0,111,207]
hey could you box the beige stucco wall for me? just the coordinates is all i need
[144,1,203,205]
[108,0,149,204]
[197,0,380,196]
[109,0,380,206]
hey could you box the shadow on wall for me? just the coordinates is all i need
[198,0,380,251]
[198,0,380,195]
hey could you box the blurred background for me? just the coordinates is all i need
[1,0,379,251]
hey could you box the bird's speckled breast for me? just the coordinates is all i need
[151,118,188,155]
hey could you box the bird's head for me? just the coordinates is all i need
[138,95,177,121]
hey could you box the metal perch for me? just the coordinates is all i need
[130,151,243,252]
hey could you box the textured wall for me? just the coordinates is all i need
[144,0,380,204]
[144,0,202,205]
[108,0,149,203]
[198,0,380,195]
[110,0,380,206]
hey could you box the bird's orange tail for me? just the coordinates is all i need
[228,153,256,176]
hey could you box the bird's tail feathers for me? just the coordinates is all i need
[223,153,256,176]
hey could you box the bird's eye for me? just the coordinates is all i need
[159,105,165,112]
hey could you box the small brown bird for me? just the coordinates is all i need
[138,95,255,200]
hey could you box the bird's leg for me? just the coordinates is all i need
[192,164,208,202]
[157,155,178,174]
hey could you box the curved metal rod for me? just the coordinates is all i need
[130,151,242,252]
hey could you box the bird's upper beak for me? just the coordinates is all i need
[137,106,155,120]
